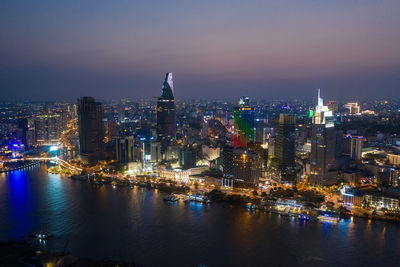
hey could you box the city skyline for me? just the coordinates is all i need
[1,0,399,101]
[2,2,400,266]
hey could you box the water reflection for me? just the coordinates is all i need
[1,167,400,266]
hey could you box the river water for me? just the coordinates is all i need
[1,164,399,266]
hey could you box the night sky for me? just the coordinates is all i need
[1,0,399,101]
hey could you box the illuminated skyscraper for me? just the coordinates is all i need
[233,97,254,148]
[157,72,176,155]
[310,89,337,186]
[78,96,105,164]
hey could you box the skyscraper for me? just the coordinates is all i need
[343,134,364,162]
[157,72,176,155]
[310,89,337,186]
[233,97,254,148]
[254,118,265,144]
[34,114,62,146]
[78,96,105,164]
[16,118,28,147]
[273,114,297,182]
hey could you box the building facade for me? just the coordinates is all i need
[310,89,337,186]
[273,114,297,182]
[232,148,259,188]
[156,72,176,156]
[115,136,136,164]
[77,96,105,164]
[233,97,254,148]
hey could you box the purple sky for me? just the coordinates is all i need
[1,0,399,101]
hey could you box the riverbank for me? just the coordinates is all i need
[0,160,41,173]
[54,173,400,225]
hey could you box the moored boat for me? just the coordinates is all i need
[30,231,52,240]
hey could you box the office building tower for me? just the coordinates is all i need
[254,118,265,143]
[78,96,105,164]
[116,136,135,164]
[118,105,126,123]
[343,134,364,161]
[310,89,337,186]
[16,118,28,147]
[233,97,254,148]
[142,141,161,163]
[26,128,35,148]
[273,114,297,182]
[232,149,259,188]
[157,72,176,155]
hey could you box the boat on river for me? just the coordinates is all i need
[30,231,52,240]
[164,194,179,202]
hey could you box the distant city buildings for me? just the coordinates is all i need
[327,101,339,114]
[5,78,400,214]
[344,102,361,114]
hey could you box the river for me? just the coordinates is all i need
[0,164,399,266]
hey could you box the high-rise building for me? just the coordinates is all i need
[157,72,176,155]
[142,141,161,163]
[233,97,254,148]
[254,118,265,143]
[343,134,364,161]
[115,136,135,164]
[78,96,105,164]
[273,114,297,182]
[34,114,62,146]
[310,89,337,186]
[232,149,259,188]
[16,118,28,147]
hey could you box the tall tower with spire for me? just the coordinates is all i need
[156,72,176,155]
[309,89,337,186]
